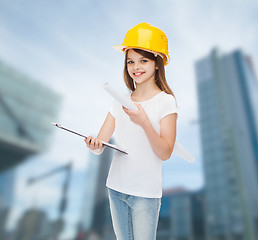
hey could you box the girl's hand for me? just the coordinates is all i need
[84,136,103,150]
[122,104,149,128]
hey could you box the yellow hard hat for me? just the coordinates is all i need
[113,22,170,65]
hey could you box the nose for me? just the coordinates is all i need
[133,62,141,70]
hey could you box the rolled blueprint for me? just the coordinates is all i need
[103,82,195,163]
[173,141,195,162]
[103,82,138,111]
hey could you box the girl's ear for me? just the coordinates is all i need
[156,66,158,70]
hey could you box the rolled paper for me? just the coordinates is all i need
[103,83,195,163]
[173,141,195,162]
[103,82,138,111]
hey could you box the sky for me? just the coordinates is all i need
[0,0,257,238]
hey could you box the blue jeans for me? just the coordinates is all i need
[108,188,161,240]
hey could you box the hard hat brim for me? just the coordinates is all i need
[113,45,170,65]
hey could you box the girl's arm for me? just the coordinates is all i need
[122,104,177,161]
[97,112,115,142]
[85,112,115,154]
[142,113,177,161]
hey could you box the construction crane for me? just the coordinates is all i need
[27,162,72,239]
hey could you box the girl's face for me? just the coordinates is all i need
[126,49,157,85]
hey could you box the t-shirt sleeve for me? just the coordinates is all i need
[160,95,178,120]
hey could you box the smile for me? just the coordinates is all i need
[133,72,144,76]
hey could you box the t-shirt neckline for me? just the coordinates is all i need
[130,91,164,103]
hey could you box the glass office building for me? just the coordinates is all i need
[0,168,15,238]
[157,188,205,240]
[195,49,258,240]
[0,59,61,238]
[0,59,61,172]
[80,139,115,239]
[0,168,15,208]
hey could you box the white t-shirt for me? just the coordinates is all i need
[106,91,178,198]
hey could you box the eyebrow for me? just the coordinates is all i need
[127,57,145,60]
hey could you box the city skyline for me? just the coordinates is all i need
[0,0,257,238]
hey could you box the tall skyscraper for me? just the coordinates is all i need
[80,139,115,239]
[195,48,258,240]
[0,168,15,239]
[14,208,50,240]
[157,187,187,240]
[157,188,205,240]
[0,59,61,239]
[0,169,15,208]
[0,59,61,172]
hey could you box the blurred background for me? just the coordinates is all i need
[0,0,257,239]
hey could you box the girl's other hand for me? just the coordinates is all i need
[122,103,149,128]
[84,136,103,150]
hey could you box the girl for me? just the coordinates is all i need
[85,22,178,240]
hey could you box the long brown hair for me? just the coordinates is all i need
[123,48,176,101]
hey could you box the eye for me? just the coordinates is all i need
[127,60,134,64]
[141,59,148,63]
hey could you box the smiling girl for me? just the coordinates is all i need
[85,22,178,240]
